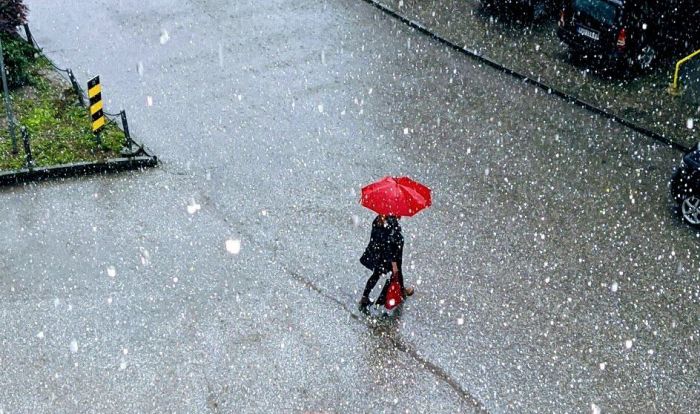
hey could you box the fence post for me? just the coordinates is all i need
[23,24,35,49]
[120,110,133,148]
[21,126,33,170]
[67,69,86,107]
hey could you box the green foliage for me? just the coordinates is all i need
[1,32,36,88]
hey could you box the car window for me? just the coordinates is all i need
[574,0,619,25]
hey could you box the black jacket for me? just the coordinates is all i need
[360,216,404,274]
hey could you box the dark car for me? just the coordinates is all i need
[481,0,561,21]
[558,0,700,72]
[670,143,700,225]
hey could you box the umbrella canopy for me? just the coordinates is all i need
[360,176,431,217]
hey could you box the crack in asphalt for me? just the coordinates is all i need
[286,268,489,413]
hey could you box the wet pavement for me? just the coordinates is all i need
[1,0,698,412]
[380,0,700,146]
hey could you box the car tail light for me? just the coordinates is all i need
[617,28,627,49]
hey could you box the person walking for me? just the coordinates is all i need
[359,214,414,310]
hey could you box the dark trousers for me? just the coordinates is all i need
[362,269,404,304]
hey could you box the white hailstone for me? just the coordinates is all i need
[466,147,471,154]
[648,349,654,355]
[484,167,490,176]
[119,359,127,371]
[173,277,178,283]
[146,96,153,106]
[107,296,113,304]
[611,282,618,292]
[403,128,409,135]
[226,239,241,255]
[37,331,44,339]
[535,44,540,51]
[237,94,242,101]
[159,29,170,44]
[107,266,116,278]
[187,199,201,215]
[123,348,128,355]
[261,209,268,216]
[591,403,601,414]
[70,340,78,353]
[457,317,464,326]
[544,277,550,284]
[625,339,633,349]
[318,104,324,113]
[599,362,606,370]
[416,278,422,285]
[688,119,694,129]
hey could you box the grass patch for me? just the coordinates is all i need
[0,47,125,171]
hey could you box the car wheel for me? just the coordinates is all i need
[681,194,700,226]
[635,44,656,71]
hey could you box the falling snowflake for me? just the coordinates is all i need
[226,239,241,255]
[107,266,116,278]
[159,29,170,44]
[70,340,79,353]
[688,119,694,129]
[318,104,324,113]
[37,331,44,339]
[457,317,464,325]
[591,403,601,414]
[187,199,201,214]
[140,247,151,266]
[610,282,618,292]
[625,339,633,349]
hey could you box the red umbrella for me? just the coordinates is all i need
[360,176,432,217]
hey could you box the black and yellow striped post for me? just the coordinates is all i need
[88,76,105,144]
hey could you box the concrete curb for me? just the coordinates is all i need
[360,0,691,153]
[0,155,158,187]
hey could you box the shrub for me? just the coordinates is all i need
[1,31,35,88]
[0,0,28,34]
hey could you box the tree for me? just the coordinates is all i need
[0,0,28,35]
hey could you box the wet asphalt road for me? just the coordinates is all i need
[1,0,698,412]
